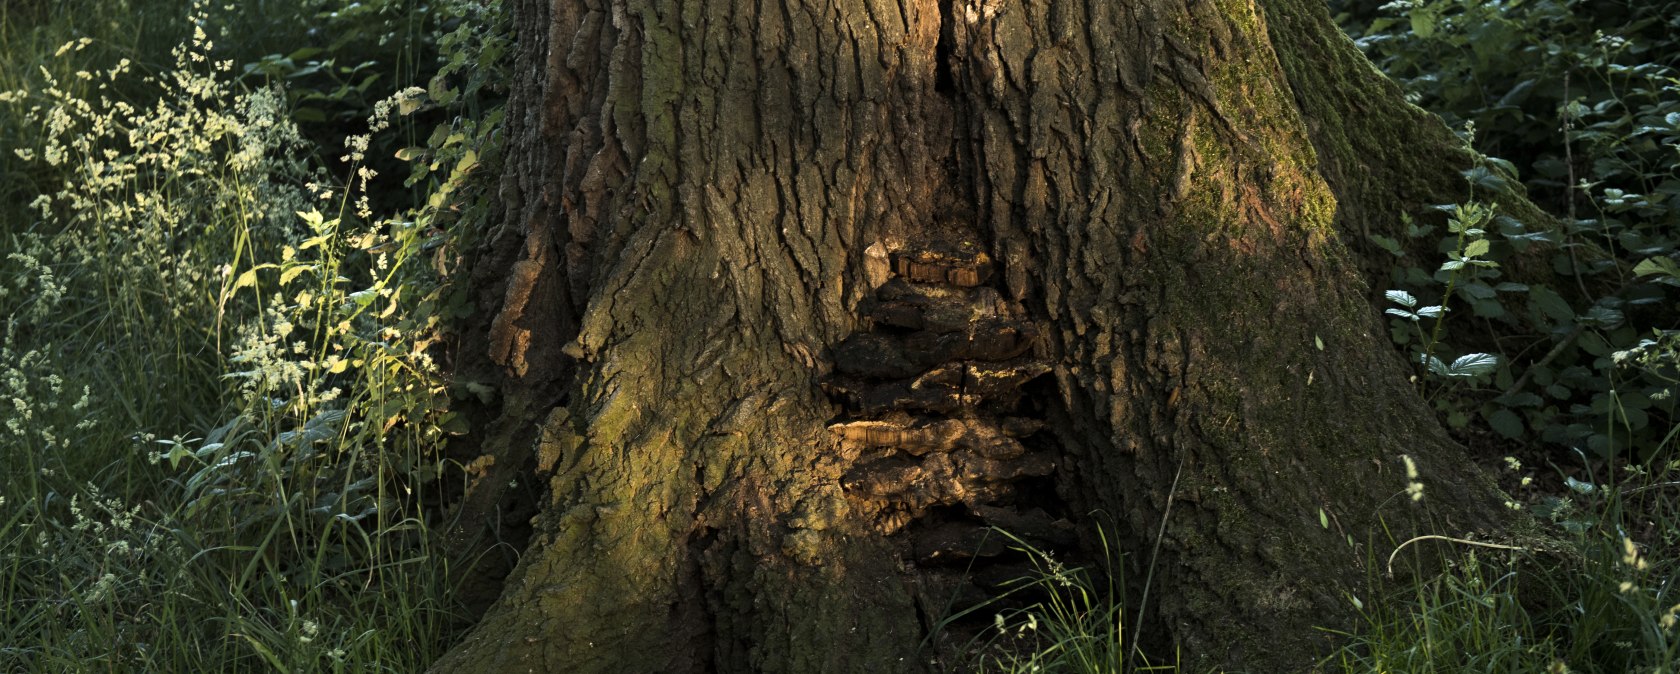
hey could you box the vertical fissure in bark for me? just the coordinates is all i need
[933,0,957,95]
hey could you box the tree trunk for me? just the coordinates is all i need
[432,0,1525,671]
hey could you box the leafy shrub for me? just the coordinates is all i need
[1339,0,1680,461]
[0,0,510,669]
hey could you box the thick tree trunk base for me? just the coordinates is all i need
[429,0,1533,672]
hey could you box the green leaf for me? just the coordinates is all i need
[233,268,259,289]
[292,107,327,123]
[1369,234,1403,256]
[1410,10,1437,38]
[1495,392,1543,408]
[1633,256,1680,280]
[1461,282,1496,299]
[1447,353,1498,377]
[1464,239,1491,258]
[1385,289,1418,308]
[1528,285,1573,323]
[454,149,479,174]
[1564,476,1596,495]
[279,265,310,287]
[1471,298,1506,319]
[1581,305,1624,327]
[1486,408,1523,439]
[1318,508,1329,530]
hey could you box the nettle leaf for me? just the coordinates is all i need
[1447,353,1499,377]
[1369,234,1404,256]
[1385,289,1418,308]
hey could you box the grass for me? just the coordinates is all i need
[0,1,465,671]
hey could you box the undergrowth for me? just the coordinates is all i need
[0,0,507,671]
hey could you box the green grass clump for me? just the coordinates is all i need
[0,0,504,670]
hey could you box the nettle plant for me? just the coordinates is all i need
[1346,0,1680,461]
[1380,184,1678,458]
[1383,201,1503,394]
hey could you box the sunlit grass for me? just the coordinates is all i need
[0,1,465,671]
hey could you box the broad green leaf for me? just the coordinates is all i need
[1410,10,1437,38]
[1495,392,1543,408]
[1581,305,1624,327]
[1470,298,1506,319]
[1448,353,1499,377]
[1486,408,1523,439]
[279,265,310,287]
[1460,281,1496,299]
[1528,285,1573,323]
[1633,256,1680,280]
[1464,239,1491,258]
[1369,234,1403,256]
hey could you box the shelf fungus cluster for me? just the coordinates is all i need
[826,240,1074,570]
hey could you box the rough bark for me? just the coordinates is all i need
[432,0,1526,672]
